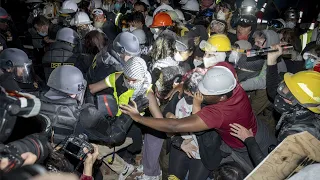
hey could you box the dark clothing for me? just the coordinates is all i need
[75,53,95,75]
[266,64,282,101]
[142,25,154,46]
[169,147,210,180]
[244,137,265,166]
[0,70,21,91]
[42,41,80,82]
[101,21,119,42]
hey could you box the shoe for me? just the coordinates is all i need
[118,163,135,180]
[135,174,160,180]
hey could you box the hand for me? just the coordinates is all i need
[193,91,203,106]
[83,144,99,176]
[165,83,184,100]
[166,112,176,119]
[267,44,283,65]
[181,139,198,159]
[21,152,37,166]
[0,158,9,170]
[120,99,142,122]
[230,123,253,142]
[44,37,54,43]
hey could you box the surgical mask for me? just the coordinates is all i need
[193,59,203,67]
[94,21,104,28]
[228,50,240,65]
[38,31,48,37]
[153,34,159,40]
[305,58,315,69]
[203,53,226,68]
[114,3,122,12]
[174,52,184,62]
[122,28,129,32]
[150,28,160,35]
[129,26,137,32]
[286,21,296,29]
[217,10,226,21]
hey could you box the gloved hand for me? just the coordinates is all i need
[17,92,41,118]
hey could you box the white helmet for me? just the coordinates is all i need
[181,0,200,12]
[43,2,55,19]
[174,9,185,21]
[198,66,236,95]
[166,10,179,22]
[179,0,189,4]
[74,12,92,25]
[25,0,43,3]
[71,0,82,3]
[140,0,150,6]
[60,0,78,14]
[132,29,146,45]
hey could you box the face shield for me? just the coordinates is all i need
[13,62,34,84]
[75,79,87,106]
[199,40,218,54]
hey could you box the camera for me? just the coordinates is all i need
[0,133,51,171]
[62,134,94,161]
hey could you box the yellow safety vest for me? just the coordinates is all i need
[300,30,314,50]
[105,72,153,116]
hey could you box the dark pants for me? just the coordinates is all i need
[169,147,210,180]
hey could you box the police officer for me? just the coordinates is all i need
[42,27,81,82]
[0,48,41,93]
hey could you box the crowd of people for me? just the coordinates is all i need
[0,0,319,179]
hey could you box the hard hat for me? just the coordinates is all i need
[199,34,231,53]
[283,71,320,113]
[140,0,150,6]
[71,0,82,3]
[132,29,147,45]
[241,0,256,8]
[236,14,257,29]
[25,0,43,3]
[113,32,141,56]
[56,27,80,44]
[179,0,189,4]
[0,7,8,19]
[60,0,78,14]
[181,0,200,12]
[198,66,237,95]
[150,12,173,28]
[47,65,86,95]
[74,12,92,25]
[284,7,299,21]
[174,9,185,21]
[165,10,179,22]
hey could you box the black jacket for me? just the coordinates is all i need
[42,41,80,82]
[0,70,21,91]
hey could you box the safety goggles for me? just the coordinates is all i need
[268,19,285,29]
[199,40,217,54]
[92,9,104,16]
[277,81,320,108]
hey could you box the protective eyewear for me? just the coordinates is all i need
[268,19,284,29]
[199,40,217,54]
[92,9,104,16]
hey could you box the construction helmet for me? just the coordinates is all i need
[132,29,147,45]
[165,10,179,22]
[198,66,237,95]
[56,27,80,44]
[74,12,92,25]
[60,0,78,14]
[181,0,200,12]
[284,7,299,21]
[174,9,185,22]
[282,71,320,114]
[113,32,141,56]
[199,34,231,53]
[150,12,173,28]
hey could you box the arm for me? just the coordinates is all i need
[147,90,163,118]
[240,63,267,91]
[89,73,121,94]
[192,91,203,114]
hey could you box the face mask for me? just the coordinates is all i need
[153,34,159,40]
[150,28,160,35]
[77,28,90,38]
[286,21,296,29]
[203,53,226,68]
[228,50,240,65]
[274,94,297,114]
[174,52,184,62]
[122,28,129,32]
[114,3,122,12]
[129,26,137,32]
[193,59,203,67]
[184,95,193,105]
[123,77,143,90]
[38,31,48,37]
[217,10,226,21]
[305,58,315,69]
[94,21,104,28]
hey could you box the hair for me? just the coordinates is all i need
[220,90,233,99]
[213,162,247,180]
[132,12,145,24]
[183,69,206,94]
[277,28,297,45]
[33,15,50,27]
[134,1,147,12]
[149,35,175,62]
[84,30,108,54]
[44,150,74,173]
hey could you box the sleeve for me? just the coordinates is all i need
[266,64,281,101]
[196,106,223,128]
[80,174,93,180]
[104,74,112,87]
[244,137,266,166]
[240,63,267,91]
[171,136,184,150]
[151,68,161,85]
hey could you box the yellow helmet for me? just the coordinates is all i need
[284,70,320,113]
[199,34,231,53]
